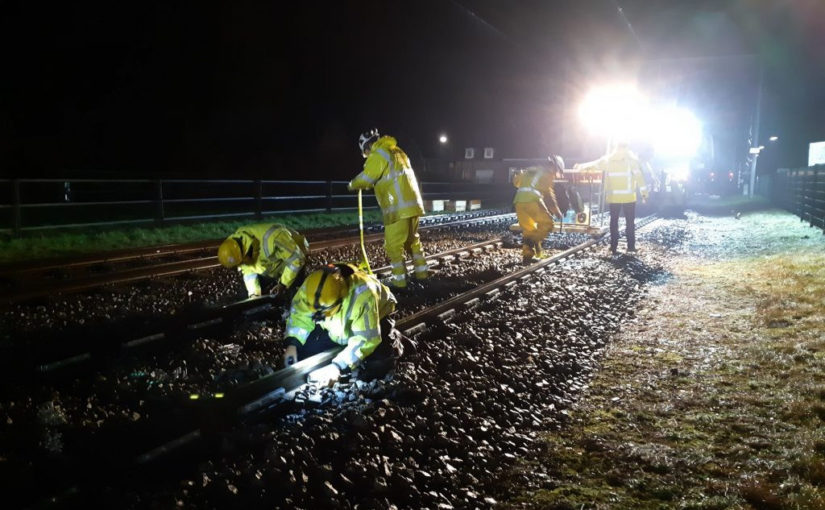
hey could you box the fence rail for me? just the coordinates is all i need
[0,178,512,234]
[774,167,825,232]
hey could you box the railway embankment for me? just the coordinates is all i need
[505,209,825,509]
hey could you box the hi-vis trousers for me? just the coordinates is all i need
[515,201,554,258]
[384,216,428,287]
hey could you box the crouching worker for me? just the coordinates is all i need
[282,263,400,385]
[217,223,309,299]
[512,155,564,262]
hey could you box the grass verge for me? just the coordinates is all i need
[0,210,390,264]
[506,247,825,509]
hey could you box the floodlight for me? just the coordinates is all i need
[578,84,648,137]
[647,107,702,159]
[665,162,690,182]
[439,134,448,144]
[769,136,778,142]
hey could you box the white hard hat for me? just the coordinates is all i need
[548,154,565,172]
[358,129,380,155]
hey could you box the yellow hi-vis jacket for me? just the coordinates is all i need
[285,265,397,369]
[348,136,425,224]
[229,224,309,296]
[513,166,559,210]
[577,147,649,204]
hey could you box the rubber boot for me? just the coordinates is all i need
[389,261,407,288]
[522,240,536,262]
[412,252,429,280]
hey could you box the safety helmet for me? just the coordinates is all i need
[218,238,243,268]
[548,154,565,173]
[302,265,348,321]
[358,129,380,156]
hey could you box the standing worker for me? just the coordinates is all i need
[574,141,649,254]
[348,129,428,288]
[512,155,564,262]
[217,223,310,298]
[283,263,399,385]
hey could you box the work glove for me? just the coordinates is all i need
[307,363,341,386]
[283,345,298,368]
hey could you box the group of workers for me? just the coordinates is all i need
[511,140,649,259]
[216,132,649,384]
[217,130,427,385]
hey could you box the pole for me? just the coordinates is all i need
[599,136,612,227]
[12,179,21,236]
[357,190,373,274]
[748,65,764,198]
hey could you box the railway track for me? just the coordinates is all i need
[28,215,658,508]
[8,237,509,380]
[0,210,514,305]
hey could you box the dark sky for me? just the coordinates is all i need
[2,0,823,178]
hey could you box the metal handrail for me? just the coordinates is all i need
[0,178,512,234]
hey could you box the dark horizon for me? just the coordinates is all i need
[2,0,824,179]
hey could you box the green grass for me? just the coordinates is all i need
[504,247,825,509]
[0,210,391,264]
[0,206,511,264]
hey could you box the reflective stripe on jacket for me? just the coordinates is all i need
[286,266,397,369]
[512,166,559,212]
[578,147,648,204]
[231,224,309,295]
[349,136,425,224]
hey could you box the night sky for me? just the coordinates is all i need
[2,0,823,179]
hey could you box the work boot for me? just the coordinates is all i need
[389,261,407,288]
[412,254,429,280]
[522,245,535,263]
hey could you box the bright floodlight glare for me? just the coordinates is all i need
[439,134,448,144]
[665,162,690,182]
[648,107,702,159]
[578,84,648,136]
[769,136,779,142]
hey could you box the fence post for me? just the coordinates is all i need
[155,179,165,225]
[327,180,333,213]
[255,179,263,219]
[12,179,21,236]
[807,170,814,227]
[814,168,825,234]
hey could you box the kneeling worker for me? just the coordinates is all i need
[217,223,310,298]
[512,155,564,261]
[283,263,398,385]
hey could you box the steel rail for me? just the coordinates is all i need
[1,212,515,305]
[19,237,508,378]
[33,215,658,509]
[130,244,594,466]
[0,209,507,277]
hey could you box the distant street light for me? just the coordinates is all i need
[769,136,778,142]
[439,134,448,144]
